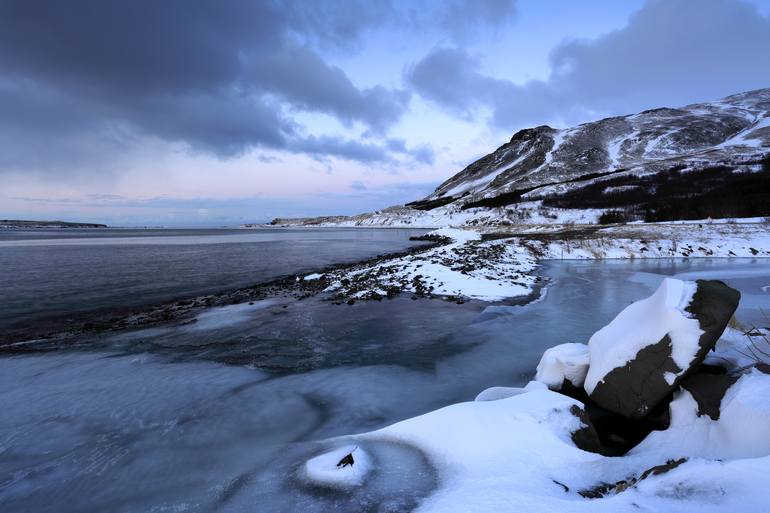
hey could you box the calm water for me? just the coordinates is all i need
[1,250,769,512]
[0,228,427,331]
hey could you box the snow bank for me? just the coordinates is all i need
[474,381,547,402]
[535,343,590,389]
[341,376,770,512]
[429,227,481,243]
[584,278,701,394]
[706,327,768,369]
[319,222,768,305]
[366,386,599,511]
[633,371,770,460]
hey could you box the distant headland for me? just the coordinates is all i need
[0,219,108,229]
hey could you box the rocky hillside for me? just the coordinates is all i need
[413,88,770,208]
[269,88,770,227]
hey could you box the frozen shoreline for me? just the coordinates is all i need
[4,222,769,350]
[316,222,770,303]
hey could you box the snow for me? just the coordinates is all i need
[584,278,702,394]
[337,373,770,512]
[323,222,770,304]
[602,185,638,194]
[536,223,770,261]
[706,327,770,369]
[475,381,547,402]
[444,150,531,197]
[642,129,676,157]
[304,273,324,281]
[606,136,625,168]
[302,445,371,489]
[325,228,538,302]
[630,216,769,225]
[544,129,566,167]
[431,226,480,243]
[717,115,770,149]
[535,343,590,389]
[633,371,770,460]
[366,386,595,512]
[294,317,770,512]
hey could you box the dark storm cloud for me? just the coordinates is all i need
[408,0,770,129]
[0,0,518,173]
[249,44,409,133]
[0,0,466,172]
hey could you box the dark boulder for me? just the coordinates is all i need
[567,398,671,457]
[679,369,738,420]
[586,279,739,419]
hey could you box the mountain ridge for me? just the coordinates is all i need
[269,87,770,227]
[414,87,770,207]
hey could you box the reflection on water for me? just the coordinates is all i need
[0,228,426,331]
[1,258,769,512]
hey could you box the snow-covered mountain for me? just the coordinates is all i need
[413,88,770,208]
[269,88,770,227]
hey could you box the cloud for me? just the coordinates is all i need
[401,0,517,43]
[291,135,391,163]
[408,0,770,129]
[0,1,408,171]
[0,0,516,175]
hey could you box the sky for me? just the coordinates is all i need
[1,0,770,226]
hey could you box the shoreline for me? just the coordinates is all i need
[3,222,770,352]
[0,238,444,351]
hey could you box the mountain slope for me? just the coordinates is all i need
[269,88,770,227]
[412,88,770,210]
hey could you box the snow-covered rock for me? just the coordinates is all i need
[585,278,740,418]
[302,445,371,489]
[535,343,590,390]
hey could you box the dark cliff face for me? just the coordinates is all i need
[423,88,770,210]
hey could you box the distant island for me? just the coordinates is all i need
[0,219,108,229]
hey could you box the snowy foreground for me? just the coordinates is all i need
[310,222,770,302]
[298,278,770,512]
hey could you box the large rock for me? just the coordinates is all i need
[584,278,739,419]
[535,342,590,390]
[679,367,738,420]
